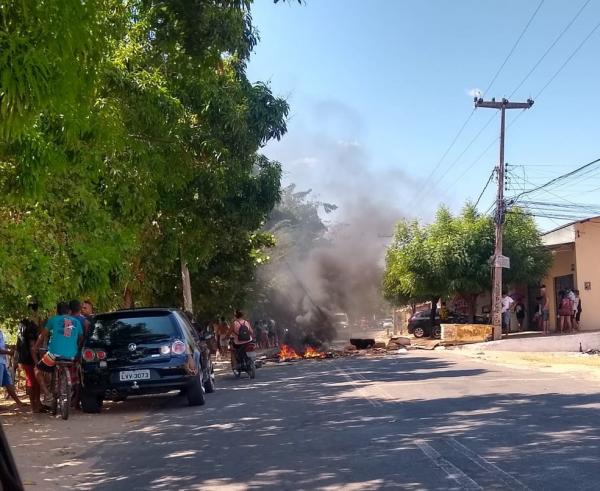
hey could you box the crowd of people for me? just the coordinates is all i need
[501,285,583,335]
[0,299,93,413]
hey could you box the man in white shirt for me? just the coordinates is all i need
[501,292,515,335]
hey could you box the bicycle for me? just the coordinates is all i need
[49,358,74,420]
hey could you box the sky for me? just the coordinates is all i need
[247,0,600,233]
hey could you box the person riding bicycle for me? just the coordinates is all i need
[229,310,254,369]
[33,302,84,405]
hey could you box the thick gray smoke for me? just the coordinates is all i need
[254,99,435,346]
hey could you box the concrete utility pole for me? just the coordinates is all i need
[474,97,533,340]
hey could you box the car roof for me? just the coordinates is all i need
[94,307,182,318]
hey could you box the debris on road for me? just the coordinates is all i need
[349,338,376,349]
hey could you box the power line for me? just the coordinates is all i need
[514,156,600,200]
[535,18,600,99]
[434,112,497,186]
[485,0,546,96]
[414,109,476,202]
[416,1,545,207]
[509,0,592,98]
[474,169,495,209]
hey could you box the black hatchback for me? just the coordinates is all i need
[80,308,209,413]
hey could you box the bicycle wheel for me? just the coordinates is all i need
[59,368,71,420]
[50,372,58,416]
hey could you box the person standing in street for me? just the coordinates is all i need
[81,300,94,322]
[540,285,550,334]
[216,317,230,359]
[0,327,26,408]
[574,290,582,330]
[16,304,41,412]
[571,290,580,331]
[558,290,573,334]
[501,292,514,335]
[515,300,526,331]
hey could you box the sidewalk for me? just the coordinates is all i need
[457,329,600,353]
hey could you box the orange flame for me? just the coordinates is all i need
[279,344,301,361]
[303,346,325,359]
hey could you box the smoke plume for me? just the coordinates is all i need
[254,99,435,347]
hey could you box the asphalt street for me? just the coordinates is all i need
[71,351,600,490]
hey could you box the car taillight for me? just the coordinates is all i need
[96,350,107,361]
[160,345,171,355]
[82,348,95,362]
[171,340,186,355]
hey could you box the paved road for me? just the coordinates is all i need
[71,351,600,490]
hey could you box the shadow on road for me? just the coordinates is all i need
[68,355,600,490]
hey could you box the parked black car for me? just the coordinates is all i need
[407,309,469,338]
[80,308,211,413]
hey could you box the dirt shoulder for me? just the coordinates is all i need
[445,348,600,379]
[2,396,158,489]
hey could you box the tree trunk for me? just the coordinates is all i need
[181,255,193,314]
[123,286,134,309]
[430,296,439,327]
[468,294,478,323]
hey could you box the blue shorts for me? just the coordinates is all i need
[0,364,13,387]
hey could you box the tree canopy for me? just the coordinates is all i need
[0,1,290,321]
[383,205,552,315]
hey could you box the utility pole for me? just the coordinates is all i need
[474,97,533,340]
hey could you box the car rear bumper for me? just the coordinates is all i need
[82,361,195,396]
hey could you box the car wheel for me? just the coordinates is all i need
[432,327,442,339]
[186,370,206,406]
[413,327,425,338]
[81,391,102,413]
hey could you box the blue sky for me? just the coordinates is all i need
[247,0,600,232]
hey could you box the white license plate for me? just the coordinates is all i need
[119,370,151,381]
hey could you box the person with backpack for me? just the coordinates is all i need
[229,310,253,369]
[558,290,573,334]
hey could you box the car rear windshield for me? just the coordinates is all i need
[88,312,178,346]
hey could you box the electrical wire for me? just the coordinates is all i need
[484,0,546,96]
[415,1,545,207]
[474,169,495,209]
[509,0,592,98]
[412,108,476,203]
[514,156,600,201]
[536,19,600,99]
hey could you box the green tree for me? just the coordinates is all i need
[383,205,551,323]
[0,1,290,322]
